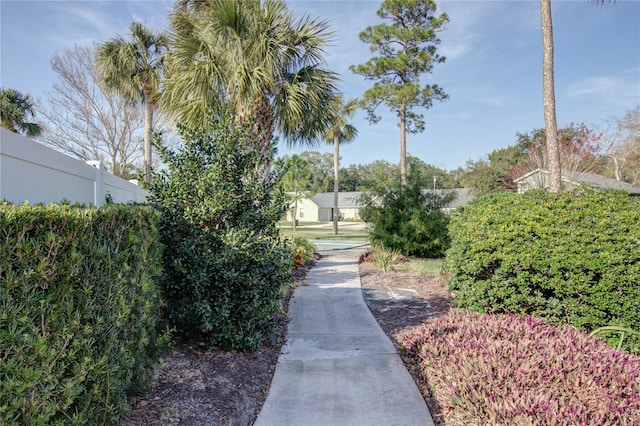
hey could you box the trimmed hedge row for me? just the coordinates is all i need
[0,204,166,425]
[446,188,640,348]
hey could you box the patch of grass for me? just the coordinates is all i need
[371,249,407,273]
[395,259,443,277]
[280,228,369,241]
[277,220,323,227]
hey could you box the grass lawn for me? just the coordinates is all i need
[395,258,444,277]
[278,221,370,241]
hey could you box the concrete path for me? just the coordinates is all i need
[254,250,434,426]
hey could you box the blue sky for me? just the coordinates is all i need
[1,0,639,171]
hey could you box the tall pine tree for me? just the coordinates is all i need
[350,0,448,187]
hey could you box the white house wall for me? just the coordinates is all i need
[287,197,319,221]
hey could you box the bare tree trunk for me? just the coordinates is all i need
[333,134,340,235]
[612,157,621,181]
[540,0,562,192]
[292,196,298,232]
[143,92,154,184]
[399,104,408,187]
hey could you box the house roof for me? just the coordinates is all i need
[514,169,640,195]
[423,188,475,209]
[310,192,366,208]
[289,189,474,210]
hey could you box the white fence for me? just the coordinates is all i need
[0,128,148,206]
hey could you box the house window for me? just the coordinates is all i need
[299,208,304,218]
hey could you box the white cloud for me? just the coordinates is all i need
[565,67,640,107]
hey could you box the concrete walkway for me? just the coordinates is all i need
[254,250,434,426]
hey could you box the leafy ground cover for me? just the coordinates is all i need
[360,255,640,425]
[399,312,640,425]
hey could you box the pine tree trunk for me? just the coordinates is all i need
[540,0,562,193]
[333,135,340,235]
[400,105,408,187]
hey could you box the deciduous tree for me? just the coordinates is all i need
[298,151,334,193]
[512,123,609,180]
[605,105,640,185]
[39,45,145,179]
[350,0,448,187]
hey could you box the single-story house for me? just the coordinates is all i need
[286,191,369,222]
[286,188,475,222]
[422,188,475,214]
[514,169,640,195]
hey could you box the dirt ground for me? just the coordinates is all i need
[121,255,452,426]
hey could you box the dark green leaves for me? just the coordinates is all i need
[350,0,449,128]
[147,115,293,350]
[446,189,640,351]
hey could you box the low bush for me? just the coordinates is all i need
[446,189,640,350]
[0,203,166,425]
[360,183,453,257]
[148,117,293,351]
[400,311,640,425]
[359,249,407,273]
[289,236,317,267]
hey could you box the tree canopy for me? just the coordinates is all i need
[0,88,42,137]
[163,0,338,161]
[40,45,145,179]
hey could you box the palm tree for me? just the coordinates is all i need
[163,0,338,166]
[540,0,562,192]
[324,95,358,235]
[0,88,42,136]
[282,154,312,231]
[97,22,169,183]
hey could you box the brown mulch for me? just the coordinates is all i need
[121,254,453,426]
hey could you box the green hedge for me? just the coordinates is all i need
[0,204,166,425]
[446,189,640,347]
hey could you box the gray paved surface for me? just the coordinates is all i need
[254,251,434,426]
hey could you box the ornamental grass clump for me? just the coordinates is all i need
[289,236,317,267]
[399,311,640,425]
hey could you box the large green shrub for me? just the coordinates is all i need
[361,183,453,257]
[446,188,640,347]
[0,204,165,425]
[148,117,293,351]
